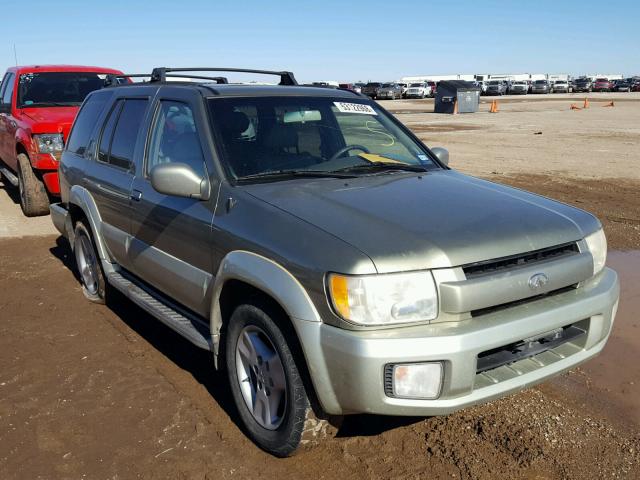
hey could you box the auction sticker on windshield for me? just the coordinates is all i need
[333,102,377,115]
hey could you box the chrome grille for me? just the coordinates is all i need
[463,242,579,279]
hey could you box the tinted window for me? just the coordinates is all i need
[98,100,123,164]
[147,101,205,176]
[109,99,149,169]
[17,72,107,107]
[208,96,438,179]
[0,73,10,99]
[66,91,111,156]
[2,73,15,105]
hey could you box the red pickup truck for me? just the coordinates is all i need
[0,65,124,216]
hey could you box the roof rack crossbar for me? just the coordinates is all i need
[163,74,228,84]
[150,67,298,85]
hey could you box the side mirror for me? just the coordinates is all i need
[431,147,449,166]
[150,163,210,200]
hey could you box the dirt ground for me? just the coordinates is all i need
[1,95,639,479]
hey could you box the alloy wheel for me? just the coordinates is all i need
[76,233,99,295]
[235,325,287,430]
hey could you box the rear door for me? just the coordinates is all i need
[128,88,218,317]
[84,95,150,267]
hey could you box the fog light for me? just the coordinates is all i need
[390,362,443,399]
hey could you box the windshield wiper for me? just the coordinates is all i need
[236,169,357,183]
[20,101,80,107]
[331,162,428,174]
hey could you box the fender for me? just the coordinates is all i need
[15,129,36,156]
[210,250,322,355]
[210,250,321,335]
[68,185,116,274]
[208,250,344,414]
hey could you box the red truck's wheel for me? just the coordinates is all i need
[17,153,50,217]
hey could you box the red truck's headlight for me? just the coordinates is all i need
[34,133,64,154]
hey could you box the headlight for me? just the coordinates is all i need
[584,228,607,276]
[34,133,64,154]
[328,271,438,326]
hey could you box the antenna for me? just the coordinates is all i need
[13,44,18,66]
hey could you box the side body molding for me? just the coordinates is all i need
[210,250,322,357]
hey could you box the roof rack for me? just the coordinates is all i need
[103,74,148,87]
[150,67,298,86]
[103,73,230,87]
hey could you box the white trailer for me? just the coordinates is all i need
[585,73,623,81]
[401,74,475,83]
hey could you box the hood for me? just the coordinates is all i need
[244,171,600,273]
[20,106,79,139]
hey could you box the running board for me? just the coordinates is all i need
[0,166,18,186]
[107,271,212,351]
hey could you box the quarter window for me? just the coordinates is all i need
[66,91,111,156]
[147,101,205,176]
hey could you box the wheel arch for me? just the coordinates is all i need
[210,251,322,346]
[211,251,337,414]
[66,185,110,264]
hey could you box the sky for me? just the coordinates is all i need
[2,0,639,83]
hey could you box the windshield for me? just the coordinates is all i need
[535,80,547,85]
[17,72,107,108]
[409,83,423,87]
[366,83,381,87]
[381,83,393,88]
[207,96,440,181]
[488,81,501,85]
[596,78,608,82]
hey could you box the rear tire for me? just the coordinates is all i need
[225,303,335,456]
[73,220,107,304]
[17,153,49,217]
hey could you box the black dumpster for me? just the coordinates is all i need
[434,80,481,114]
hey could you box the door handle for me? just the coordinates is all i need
[131,190,143,202]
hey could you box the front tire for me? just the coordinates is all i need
[73,220,107,304]
[16,153,49,217]
[225,303,330,456]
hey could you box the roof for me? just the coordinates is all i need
[7,65,124,75]
[109,81,364,98]
[200,84,362,97]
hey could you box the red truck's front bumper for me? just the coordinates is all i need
[31,153,60,196]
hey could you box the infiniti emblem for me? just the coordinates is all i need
[528,273,549,290]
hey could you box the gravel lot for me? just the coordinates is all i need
[0,93,638,479]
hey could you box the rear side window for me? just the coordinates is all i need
[66,92,111,156]
[98,98,149,169]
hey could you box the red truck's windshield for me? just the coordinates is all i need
[17,72,107,108]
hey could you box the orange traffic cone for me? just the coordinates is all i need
[453,98,458,115]
[489,100,499,113]
[570,104,582,110]
[583,98,589,109]
[603,101,615,107]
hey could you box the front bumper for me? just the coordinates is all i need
[299,267,619,416]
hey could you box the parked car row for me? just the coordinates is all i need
[340,77,640,99]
